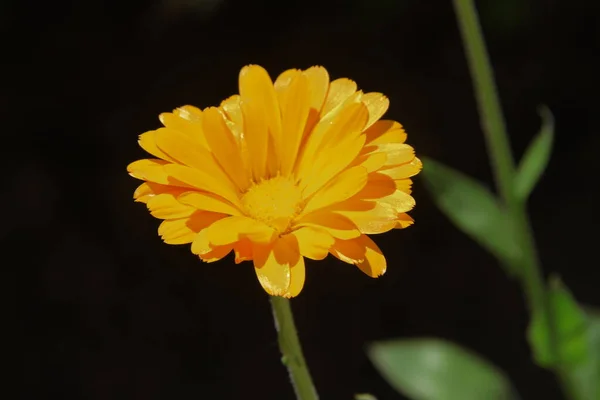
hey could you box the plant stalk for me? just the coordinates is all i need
[270,296,318,400]
[452,0,560,382]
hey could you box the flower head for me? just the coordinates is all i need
[128,65,421,297]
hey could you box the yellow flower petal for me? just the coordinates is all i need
[336,202,397,235]
[375,143,415,167]
[127,159,177,186]
[133,182,187,203]
[206,216,275,246]
[351,151,387,173]
[361,92,389,129]
[294,211,361,240]
[285,255,306,298]
[154,127,223,176]
[364,120,407,145]
[395,178,413,194]
[274,69,300,94]
[189,212,231,253]
[253,240,294,297]
[302,166,368,215]
[159,107,209,148]
[147,193,195,219]
[191,229,211,255]
[379,157,423,179]
[158,218,198,244]
[158,211,224,245]
[234,238,253,264]
[219,95,244,140]
[303,66,330,113]
[301,133,367,198]
[138,129,176,162]
[330,235,386,277]
[202,107,249,190]
[279,73,311,176]
[163,163,241,207]
[395,213,415,229]
[239,65,282,179]
[177,191,242,216]
[199,244,233,263]
[292,227,334,260]
[321,78,357,117]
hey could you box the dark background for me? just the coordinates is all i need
[8,0,599,398]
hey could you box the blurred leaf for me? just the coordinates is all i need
[563,309,600,400]
[368,338,516,400]
[527,276,588,368]
[355,394,378,400]
[421,158,521,272]
[514,106,554,200]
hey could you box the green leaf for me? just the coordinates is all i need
[368,338,516,400]
[514,105,555,200]
[527,276,588,368]
[563,309,600,400]
[421,158,521,271]
[354,394,378,400]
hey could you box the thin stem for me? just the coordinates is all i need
[452,0,559,370]
[270,296,318,400]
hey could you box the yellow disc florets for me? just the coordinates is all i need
[241,175,303,233]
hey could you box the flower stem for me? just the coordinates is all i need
[270,296,318,400]
[452,0,561,388]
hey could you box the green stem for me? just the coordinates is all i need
[452,0,561,386]
[270,296,318,400]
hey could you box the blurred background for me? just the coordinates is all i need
[8,0,599,398]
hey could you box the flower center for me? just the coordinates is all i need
[241,176,303,233]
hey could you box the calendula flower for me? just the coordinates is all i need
[127,65,421,297]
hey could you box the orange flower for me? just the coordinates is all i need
[128,65,421,297]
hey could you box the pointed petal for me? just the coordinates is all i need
[361,92,389,129]
[292,227,334,260]
[177,191,242,215]
[239,65,282,179]
[202,107,249,190]
[302,166,368,215]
